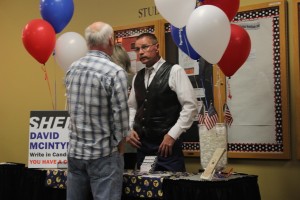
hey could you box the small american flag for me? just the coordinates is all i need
[198,105,205,124]
[204,103,218,130]
[224,103,233,126]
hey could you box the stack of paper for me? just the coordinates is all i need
[140,156,157,172]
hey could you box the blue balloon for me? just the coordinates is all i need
[170,25,200,60]
[40,0,74,34]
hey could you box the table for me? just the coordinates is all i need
[45,169,261,200]
[45,169,176,199]
[163,173,261,200]
[0,163,261,200]
[0,163,66,200]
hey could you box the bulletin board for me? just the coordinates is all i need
[221,0,290,159]
[292,0,300,160]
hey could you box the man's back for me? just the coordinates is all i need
[65,50,128,160]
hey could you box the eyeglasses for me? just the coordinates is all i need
[134,44,157,53]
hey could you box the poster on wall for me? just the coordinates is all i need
[28,111,69,168]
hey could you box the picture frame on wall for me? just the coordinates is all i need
[292,0,300,160]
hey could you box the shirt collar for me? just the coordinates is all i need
[151,57,166,73]
[87,50,112,61]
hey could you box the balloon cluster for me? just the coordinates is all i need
[21,0,87,72]
[155,0,251,77]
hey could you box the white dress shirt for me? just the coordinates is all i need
[128,57,198,140]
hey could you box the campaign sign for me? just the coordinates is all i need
[28,111,69,168]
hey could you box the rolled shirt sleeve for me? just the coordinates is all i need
[167,64,198,140]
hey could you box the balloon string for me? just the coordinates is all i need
[195,60,209,109]
[65,93,68,111]
[179,28,183,46]
[199,78,209,109]
[227,78,232,100]
[41,65,55,110]
[218,70,222,123]
[215,66,222,122]
[183,34,192,59]
[192,72,208,109]
[54,75,57,110]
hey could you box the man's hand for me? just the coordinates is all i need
[126,130,142,148]
[118,138,125,155]
[158,134,175,157]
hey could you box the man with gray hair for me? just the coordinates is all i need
[65,21,129,200]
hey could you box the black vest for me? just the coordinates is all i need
[133,62,181,142]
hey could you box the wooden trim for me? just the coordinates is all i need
[183,151,200,157]
[292,0,300,160]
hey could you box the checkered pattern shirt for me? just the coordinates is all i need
[65,50,129,160]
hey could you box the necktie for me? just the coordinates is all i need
[146,67,153,88]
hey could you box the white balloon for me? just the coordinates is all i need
[186,5,231,64]
[155,0,195,28]
[54,32,87,72]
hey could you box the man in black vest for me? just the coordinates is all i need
[126,33,197,172]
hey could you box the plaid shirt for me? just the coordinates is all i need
[65,50,129,160]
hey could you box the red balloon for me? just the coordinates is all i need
[218,24,251,77]
[202,0,240,21]
[22,19,56,65]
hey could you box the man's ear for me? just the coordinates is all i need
[109,37,114,46]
